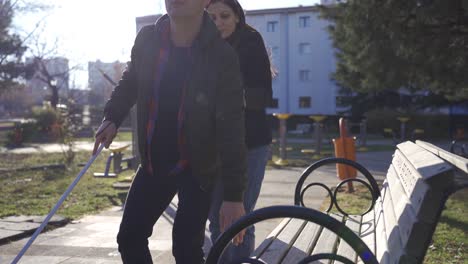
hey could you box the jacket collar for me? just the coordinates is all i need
[153,11,220,51]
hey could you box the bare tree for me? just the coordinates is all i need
[27,33,82,109]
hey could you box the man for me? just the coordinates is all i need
[92,0,247,262]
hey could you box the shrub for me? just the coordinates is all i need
[6,106,64,144]
[31,106,61,133]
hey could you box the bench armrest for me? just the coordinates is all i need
[206,205,378,264]
[295,157,381,216]
[417,140,468,191]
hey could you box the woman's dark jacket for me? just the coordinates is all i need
[226,25,273,149]
[102,13,247,202]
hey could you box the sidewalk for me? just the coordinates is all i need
[0,151,392,263]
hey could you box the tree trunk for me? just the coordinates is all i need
[50,85,58,109]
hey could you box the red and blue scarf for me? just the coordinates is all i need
[145,20,192,176]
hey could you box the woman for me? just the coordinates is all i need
[207,0,273,261]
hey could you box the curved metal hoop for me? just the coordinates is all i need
[300,183,334,212]
[297,253,355,264]
[206,206,378,264]
[333,178,377,216]
[294,158,380,207]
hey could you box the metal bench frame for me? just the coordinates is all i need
[206,206,378,264]
[207,141,468,264]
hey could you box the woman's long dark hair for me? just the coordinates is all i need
[208,0,246,27]
[207,0,278,78]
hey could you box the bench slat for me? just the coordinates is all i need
[387,163,431,260]
[417,141,468,189]
[357,210,376,264]
[392,150,452,223]
[252,218,291,259]
[387,164,419,259]
[397,142,452,180]
[374,181,386,228]
[334,215,362,264]
[387,165,410,220]
[416,140,468,174]
[381,172,405,262]
[392,150,428,208]
[395,202,433,262]
[281,221,322,263]
[310,213,343,258]
[257,218,306,264]
[374,195,392,264]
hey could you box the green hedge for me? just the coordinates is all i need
[269,111,451,139]
[365,109,450,139]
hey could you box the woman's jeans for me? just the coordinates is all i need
[208,145,270,262]
[117,166,212,264]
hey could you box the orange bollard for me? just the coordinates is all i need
[333,118,356,192]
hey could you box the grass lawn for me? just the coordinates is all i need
[0,131,8,145]
[0,150,134,220]
[320,184,467,263]
[113,131,133,142]
[1,130,132,147]
[74,131,133,142]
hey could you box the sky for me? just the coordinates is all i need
[14,0,320,88]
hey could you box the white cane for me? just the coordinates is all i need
[11,144,105,264]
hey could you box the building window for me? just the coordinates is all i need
[267,21,278,32]
[299,97,311,108]
[299,70,310,81]
[299,16,311,28]
[299,43,312,54]
[270,98,279,108]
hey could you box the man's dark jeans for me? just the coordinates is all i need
[117,166,212,264]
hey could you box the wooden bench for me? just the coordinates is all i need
[207,141,468,264]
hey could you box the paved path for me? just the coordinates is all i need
[0,151,392,263]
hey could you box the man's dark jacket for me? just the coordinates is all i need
[103,13,247,201]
